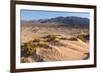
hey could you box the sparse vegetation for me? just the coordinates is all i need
[32,38,40,42]
[68,37,77,41]
[21,38,52,57]
[45,34,59,42]
[36,41,52,49]
[77,34,89,42]
[59,37,67,40]
[21,42,37,57]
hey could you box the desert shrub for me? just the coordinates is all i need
[46,35,56,39]
[68,37,77,41]
[59,37,67,40]
[77,34,89,42]
[78,36,85,42]
[37,42,51,49]
[32,38,40,42]
[21,42,37,57]
[45,34,59,42]
[84,34,89,40]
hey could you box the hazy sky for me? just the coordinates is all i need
[21,10,90,21]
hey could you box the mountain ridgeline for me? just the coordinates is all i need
[22,16,89,28]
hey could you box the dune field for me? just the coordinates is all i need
[21,23,89,63]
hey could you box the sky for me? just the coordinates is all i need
[21,10,90,21]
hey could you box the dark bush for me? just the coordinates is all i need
[21,42,37,57]
[77,34,89,42]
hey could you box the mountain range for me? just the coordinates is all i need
[21,16,89,28]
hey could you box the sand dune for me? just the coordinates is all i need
[36,41,89,61]
[59,40,89,53]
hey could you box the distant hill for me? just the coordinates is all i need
[21,16,89,28]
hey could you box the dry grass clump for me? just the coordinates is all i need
[21,42,37,57]
[58,37,67,40]
[77,34,89,42]
[43,34,67,46]
[37,42,50,49]
[44,34,68,43]
[45,34,59,42]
